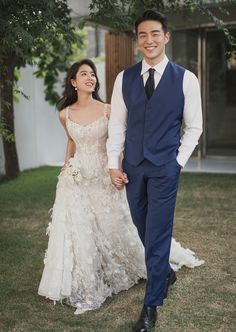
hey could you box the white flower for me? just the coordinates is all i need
[64,159,82,183]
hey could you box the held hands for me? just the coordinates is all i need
[109,169,129,190]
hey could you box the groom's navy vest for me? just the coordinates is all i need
[122,61,185,167]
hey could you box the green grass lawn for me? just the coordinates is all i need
[0,167,236,332]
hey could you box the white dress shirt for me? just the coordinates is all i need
[107,55,202,169]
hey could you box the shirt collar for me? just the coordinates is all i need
[141,55,169,76]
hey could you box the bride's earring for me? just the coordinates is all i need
[75,87,78,91]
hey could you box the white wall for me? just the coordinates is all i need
[15,65,67,171]
[0,61,106,175]
[96,62,106,102]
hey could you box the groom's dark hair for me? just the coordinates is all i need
[135,10,168,34]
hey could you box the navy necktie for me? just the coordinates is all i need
[145,68,155,99]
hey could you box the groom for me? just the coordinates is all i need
[107,10,202,332]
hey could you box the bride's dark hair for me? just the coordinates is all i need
[57,59,103,111]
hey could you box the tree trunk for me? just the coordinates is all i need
[0,56,20,179]
[105,32,134,102]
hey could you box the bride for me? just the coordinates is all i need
[38,59,204,315]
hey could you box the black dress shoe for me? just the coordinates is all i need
[133,305,157,332]
[164,269,177,298]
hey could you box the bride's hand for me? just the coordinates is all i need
[61,161,69,171]
[109,169,129,190]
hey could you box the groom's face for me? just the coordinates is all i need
[137,20,170,65]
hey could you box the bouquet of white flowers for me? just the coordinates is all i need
[63,159,82,184]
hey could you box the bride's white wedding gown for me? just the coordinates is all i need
[38,107,204,314]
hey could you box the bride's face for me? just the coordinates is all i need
[71,64,97,93]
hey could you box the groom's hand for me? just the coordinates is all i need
[109,169,129,190]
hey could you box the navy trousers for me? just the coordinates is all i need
[123,158,181,306]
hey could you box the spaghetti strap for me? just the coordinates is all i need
[104,104,110,119]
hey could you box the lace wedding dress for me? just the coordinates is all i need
[38,107,204,314]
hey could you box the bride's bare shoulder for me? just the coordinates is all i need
[59,108,67,124]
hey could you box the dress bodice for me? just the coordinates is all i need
[66,107,108,155]
[65,107,109,180]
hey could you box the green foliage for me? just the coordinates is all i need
[0,0,75,64]
[34,29,87,105]
[194,0,236,55]
[13,86,30,104]
[0,0,85,171]
[12,69,30,103]
[92,53,106,64]
[89,0,236,52]
[88,0,168,33]
[0,120,14,142]
[89,0,139,33]
[0,0,83,106]
[70,29,88,61]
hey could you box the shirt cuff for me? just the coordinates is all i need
[177,148,194,168]
[108,156,120,169]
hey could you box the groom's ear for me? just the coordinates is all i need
[164,31,170,44]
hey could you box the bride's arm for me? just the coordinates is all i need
[59,109,75,169]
